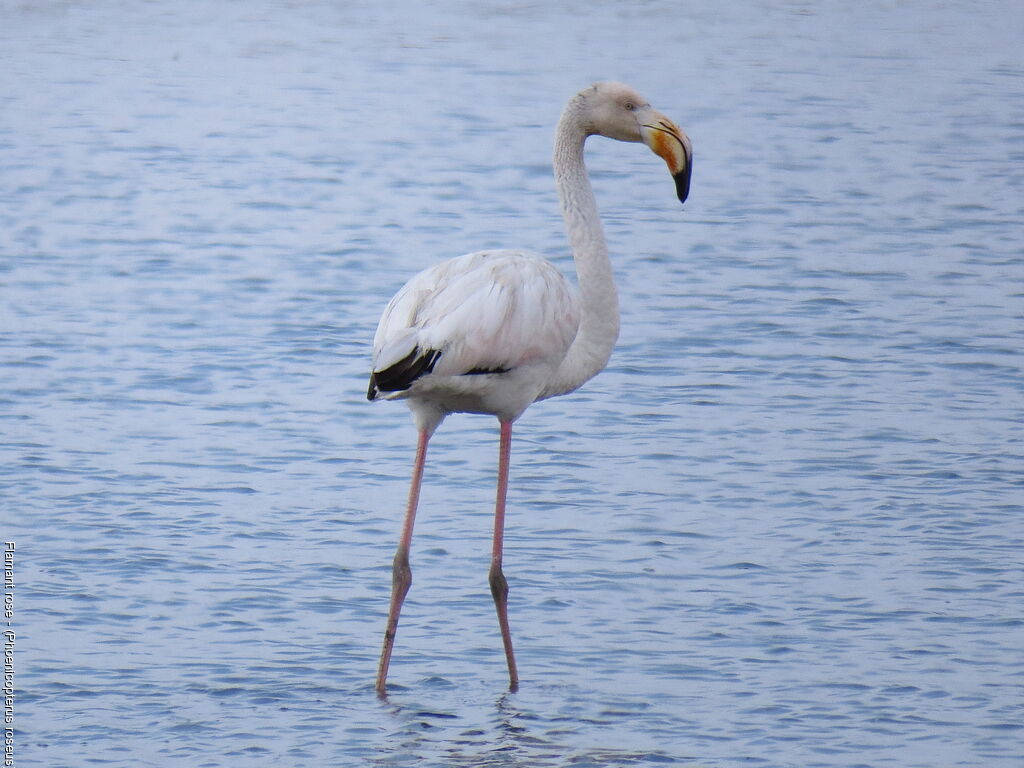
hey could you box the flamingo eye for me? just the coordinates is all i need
[624,101,636,111]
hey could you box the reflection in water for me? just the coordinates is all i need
[373,688,689,767]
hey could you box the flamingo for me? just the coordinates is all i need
[368,82,691,694]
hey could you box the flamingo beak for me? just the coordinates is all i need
[640,112,692,204]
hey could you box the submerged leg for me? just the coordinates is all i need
[375,428,430,695]
[489,419,519,691]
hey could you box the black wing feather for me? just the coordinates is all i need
[367,347,442,400]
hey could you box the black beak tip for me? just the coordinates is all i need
[674,168,691,205]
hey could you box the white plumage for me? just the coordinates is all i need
[370,249,579,422]
[369,82,692,695]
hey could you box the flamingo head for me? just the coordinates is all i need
[580,81,693,204]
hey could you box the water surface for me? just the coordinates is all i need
[2,1,1022,766]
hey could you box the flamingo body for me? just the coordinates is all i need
[368,249,580,429]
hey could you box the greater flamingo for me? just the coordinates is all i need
[368,82,691,694]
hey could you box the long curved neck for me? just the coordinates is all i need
[543,99,620,398]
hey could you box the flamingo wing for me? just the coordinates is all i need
[368,250,579,399]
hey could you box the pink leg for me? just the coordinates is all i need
[489,419,519,691]
[375,428,430,695]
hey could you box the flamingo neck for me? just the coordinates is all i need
[544,100,620,398]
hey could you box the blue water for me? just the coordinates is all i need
[2,1,1022,765]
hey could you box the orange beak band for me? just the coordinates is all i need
[642,115,692,204]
